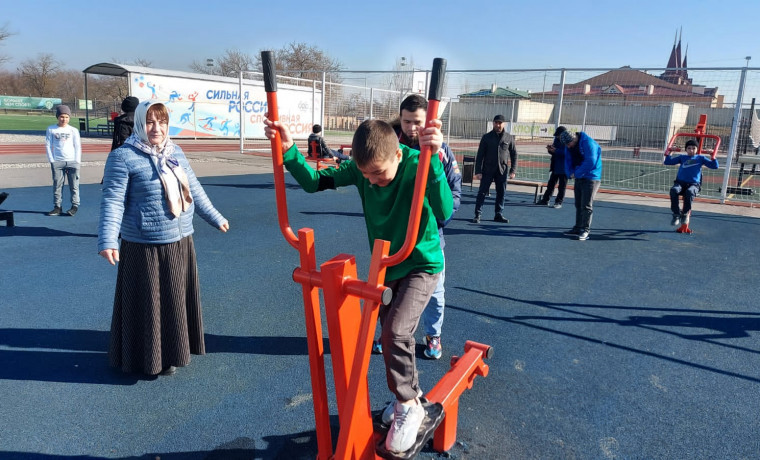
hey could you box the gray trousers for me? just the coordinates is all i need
[573,178,600,232]
[379,270,440,401]
[50,161,80,207]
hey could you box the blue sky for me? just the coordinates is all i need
[2,0,759,73]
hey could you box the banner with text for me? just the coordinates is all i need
[129,74,321,139]
[0,96,62,111]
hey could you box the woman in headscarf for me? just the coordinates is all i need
[98,101,229,377]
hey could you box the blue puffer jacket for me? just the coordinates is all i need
[98,144,227,252]
[565,132,602,180]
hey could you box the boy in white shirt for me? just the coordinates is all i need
[45,105,81,216]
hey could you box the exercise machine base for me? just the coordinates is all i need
[373,399,445,460]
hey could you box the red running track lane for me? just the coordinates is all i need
[0,142,258,156]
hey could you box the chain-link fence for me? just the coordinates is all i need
[243,66,760,204]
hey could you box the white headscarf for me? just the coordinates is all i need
[125,101,192,217]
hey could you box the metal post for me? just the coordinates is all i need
[369,88,374,120]
[556,69,566,127]
[321,72,326,127]
[312,79,317,129]
[239,71,244,153]
[582,100,588,132]
[664,103,675,152]
[446,104,452,146]
[83,74,89,134]
[720,66,749,203]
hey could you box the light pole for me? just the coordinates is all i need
[746,56,752,68]
[541,66,552,103]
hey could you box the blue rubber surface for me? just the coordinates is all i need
[1,173,759,459]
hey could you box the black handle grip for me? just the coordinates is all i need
[427,58,447,101]
[261,51,277,92]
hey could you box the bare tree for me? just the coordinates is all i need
[87,75,128,110]
[0,69,24,95]
[388,56,414,94]
[188,49,255,76]
[255,42,343,82]
[0,23,13,65]
[131,58,153,68]
[54,69,84,105]
[110,57,154,68]
[17,53,61,96]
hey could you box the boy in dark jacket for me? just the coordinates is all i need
[306,124,350,163]
[111,96,139,151]
[538,126,568,208]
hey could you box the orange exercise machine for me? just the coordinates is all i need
[664,114,721,234]
[262,51,492,459]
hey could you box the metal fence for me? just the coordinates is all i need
[245,66,760,205]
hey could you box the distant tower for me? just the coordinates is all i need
[660,28,691,85]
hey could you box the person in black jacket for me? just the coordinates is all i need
[538,126,569,208]
[471,114,517,223]
[306,124,350,163]
[111,96,139,151]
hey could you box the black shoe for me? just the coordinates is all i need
[160,366,176,376]
[564,228,580,236]
[66,206,78,216]
[0,192,8,206]
[48,206,62,216]
[494,215,509,223]
[537,200,549,206]
[471,215,481,223]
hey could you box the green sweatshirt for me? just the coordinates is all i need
[283,143,453,281]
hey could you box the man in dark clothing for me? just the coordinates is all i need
[111,96,139,151]
[472,114,517,223]
[307,124,350,163]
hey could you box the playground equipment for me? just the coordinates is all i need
[262,51,492,459]
[664,114,721,234]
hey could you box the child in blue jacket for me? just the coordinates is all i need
[664,139,719,226]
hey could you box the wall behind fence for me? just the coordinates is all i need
[247,66,760,204]
[310,67,760,204]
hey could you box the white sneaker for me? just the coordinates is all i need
[381,388,424,425]
[385,398,425,454]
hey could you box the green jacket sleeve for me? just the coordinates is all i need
[282,143,357,192]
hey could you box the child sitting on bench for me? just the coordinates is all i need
[664,139,719,226]
[307,124,350,164]
[264,116,452,455]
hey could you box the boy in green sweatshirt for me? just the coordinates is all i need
[264,117,453,455]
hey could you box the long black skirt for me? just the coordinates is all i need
[108,236,205,375]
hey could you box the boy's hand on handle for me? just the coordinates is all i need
[99,249,119,265]
[419,119,443,157]
[263,116,294,151]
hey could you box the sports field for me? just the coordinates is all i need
[0,113,109,131]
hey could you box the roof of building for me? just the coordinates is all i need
[458,86,532,99]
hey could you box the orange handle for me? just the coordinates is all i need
[383,58,446,268]
[262,50,298,249]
